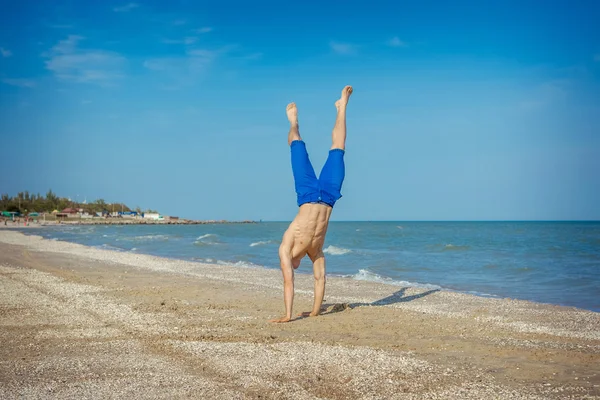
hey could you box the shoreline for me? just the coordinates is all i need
[5,222,600,313]
[6,224,600,314]
[1,229,599,398]
[0,219,257,226]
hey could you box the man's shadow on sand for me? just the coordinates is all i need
[317,287,440,316]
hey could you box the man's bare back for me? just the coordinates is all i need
[270,85,353,323]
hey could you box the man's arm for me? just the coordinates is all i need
[311,253,326,316]
[270,246,295,323]
[299,252,326,317]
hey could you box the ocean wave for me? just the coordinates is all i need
[323,245,352,255]
[98,244,125,252]
[216,260,263,269]
[442,244,470,251]
[194,233,222,246]
[197,234,218,240]
[464,290,499,298]
[348,269,441,290]
[121,234,171,242]
[194,239,222,246]
[249,240,277,247]
[190,257,218,264]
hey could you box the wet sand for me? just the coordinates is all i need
[0,230,599,399]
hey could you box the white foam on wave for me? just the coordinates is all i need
[122,234,170,242]
[216,260,263,269]
[443,244,469,251]
[249,240,277,247]
[99,243,125,252]
[323,245,352,255]
[194,233,222,246]
[348,269,441,290]
[197,234,217,240]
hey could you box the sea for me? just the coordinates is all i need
[20,221,600,312]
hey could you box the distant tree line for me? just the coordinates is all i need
[0,190,156,215]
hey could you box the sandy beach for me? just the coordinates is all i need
[0,229,599,399]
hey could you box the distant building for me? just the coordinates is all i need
[61,208,79,218]
[142,213,161,220]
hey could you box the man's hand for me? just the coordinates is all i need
[297,311,320,318]
[269,316,292,323]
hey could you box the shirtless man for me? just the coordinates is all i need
[270,85,353,323]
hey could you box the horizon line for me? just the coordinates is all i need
[258,219,600,223]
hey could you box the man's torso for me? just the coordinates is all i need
[281,203,332,265]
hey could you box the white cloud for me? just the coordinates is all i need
[144,50,214,72]
[43,35,126,85]
[1,47,12,57]
[113,3,139,12]
[388,37,407,47]
[162,37,198,45]
[2,78,36,88]
[330,41,357,55]
[143,47,232,88]
[194,27,212,34]
[186,49,218,58]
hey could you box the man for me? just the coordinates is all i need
[270,85,353,323]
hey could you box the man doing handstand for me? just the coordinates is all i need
[270,85,353,323]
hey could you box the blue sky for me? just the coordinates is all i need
[1,0,599,221]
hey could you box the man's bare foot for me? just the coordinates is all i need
[338,85,353,108]
[269,316,292,323]
[286,102,298,125]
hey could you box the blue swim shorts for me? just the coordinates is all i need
[290,140,345,208]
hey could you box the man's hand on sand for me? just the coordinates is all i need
[269,316,291,323]
[298,311,319,318]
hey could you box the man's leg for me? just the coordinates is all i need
[319,86,353,206]
[287,102,301,145]
[331,85,353,150]
[287,102,320,205]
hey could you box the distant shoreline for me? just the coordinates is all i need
[0,219,257,227]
